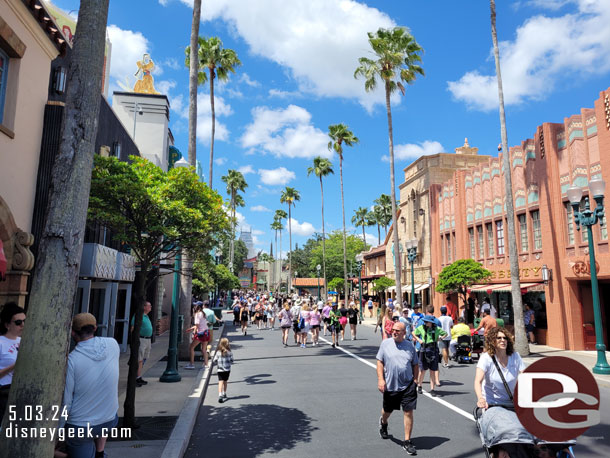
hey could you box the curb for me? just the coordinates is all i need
[160,323,227,458]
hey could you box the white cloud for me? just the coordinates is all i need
[258,167,296,186]
[288,218,316,237]
[448,0,610,111]
[357,232,378,246]
[251,205,271,212]
[382,141,444,162]
[214,157,227,165]
[171,92,232,145]
[179,0,397,110]
[268,89,302,99]
[239,73,260,87]
[252,229,265,235]
[241,105,330,159]
[106,25,150,82]
[156,80,176,95]
[238,165,256,175]
[163,57,181,70]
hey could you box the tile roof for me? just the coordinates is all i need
[293,278,326,287]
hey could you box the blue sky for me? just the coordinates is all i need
[50,0,610,255]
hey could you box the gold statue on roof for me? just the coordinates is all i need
[133,53,159,94]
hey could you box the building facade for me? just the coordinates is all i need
[431,88,610,351]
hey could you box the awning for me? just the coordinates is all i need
[415,283,430,293]
[0,240,6,281]
[470,282,543,293]
[387,286,396,293]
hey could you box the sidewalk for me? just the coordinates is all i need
[104,319,227,458]
[359,315,610,388]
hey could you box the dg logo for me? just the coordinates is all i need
[514,356,601,442]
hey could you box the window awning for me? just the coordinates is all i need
[470,282,543,293]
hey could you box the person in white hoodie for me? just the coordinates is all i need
[62,313,119,458]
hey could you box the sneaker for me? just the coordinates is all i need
[417,385,422,394]
[244,330,247,336]
[402,440,417,455]
[379,416,389,439]
[136,378,148,385]
[429,390,436,397]
[184,364,195,370]
[437,381,442,387]
[331,343,335,348]
[218,396,224,403]
[222,394,228,401]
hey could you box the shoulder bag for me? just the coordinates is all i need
[491,355,514,406]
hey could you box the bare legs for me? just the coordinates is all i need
[380,409,414,442]
[189,338,208,367]
[281,327,290,346]
[350,323,357,340]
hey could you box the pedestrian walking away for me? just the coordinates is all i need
[278,304,292,347]
[322,301,332,336]
[290,299,302,345]
[239,302,249,336]
[338,301,349,341]
[413,315,446,396]
[310,304,321,346]
[437,306,454,368]
[185,303,210,369]
[376,321,419,455]
[367,298,374,318]
[214,337,234,403]
[348,302,359,340]
[328,303,341,348]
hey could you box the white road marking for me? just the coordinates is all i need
[318,336,475,422]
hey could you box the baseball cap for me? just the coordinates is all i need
[440,306,447,314]
[72,313,96,331]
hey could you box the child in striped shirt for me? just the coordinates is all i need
[213,338,234,403]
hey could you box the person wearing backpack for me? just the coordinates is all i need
[412,315,446,397]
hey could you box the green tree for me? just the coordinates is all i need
[328,123,359,300]
[310,231,365,284]
[490,0,527,355]
[307,156,334,296]
[280,187,300,292]
[186,36,241,188]
[352,206,370,248]
[192,257,215,298]
[0,1,110,454]
[221,169,248,273]
[355,27,424,305]
[214,263,241,292]
[87,155,229,427]
[436,259,492,309]
[328,277,345,294]
[270,218,283,291]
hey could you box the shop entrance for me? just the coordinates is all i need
[579,280,610,351]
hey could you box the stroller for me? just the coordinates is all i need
[453,335,474,363]
[473,407,576,458]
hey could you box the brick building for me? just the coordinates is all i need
[431,88,610,351]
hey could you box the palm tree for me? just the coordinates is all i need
[355,27,424,304]
[221,170,248,274]
[186,37,241,188]
[372,204,384,244]
[270,218,283,291]
[490,0,527,355]
[274,209,287,289]
[307,156,334,297]
[374,193,393,237]
[187,0,201,167]
[280,187,300,293]
[352,206,370,248]
[328,123,359,300]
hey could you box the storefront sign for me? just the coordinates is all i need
[571,260,600,277]
[488,266,542,280]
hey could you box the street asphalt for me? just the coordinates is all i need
[184,319,610,458]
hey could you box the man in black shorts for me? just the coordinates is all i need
[376,321,419,455]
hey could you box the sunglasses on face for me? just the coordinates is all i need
[12,319,25,326]
[496,336,507,341]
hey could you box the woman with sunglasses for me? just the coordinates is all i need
[0,302,26,420]
[474,327,533,457]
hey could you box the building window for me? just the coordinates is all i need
[452,232,457,261]
[112,141,121,157]
[496,220,505,256]
[468,227,475,259]
[565,203,574,245]
[518,214,529,252]
[486,222,494,257]
[477,225,484,258]
[447,234,452,262]
[601,214,608,241]
[0,49,8,124]
[531,210,542,250]
[440,235,445,264]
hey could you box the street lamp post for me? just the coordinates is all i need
[294,271,298,296]
[316,264,321,299]
[567,178,610,375]
[405,238,418,310]
[355,253,363,324]
[160,156,190,383]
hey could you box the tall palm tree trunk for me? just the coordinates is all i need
[288,206,293,293]
[491,0,527,355]
[377,224,381,245]
[340,156,349,301]
[385,81,403,303]
[279,227,282,291]
[320,177,327,298]
[188,0,200,168]
[208,71,216,188]
[362,225,366,247]
[274,229,278,291]
[230,193,235,273]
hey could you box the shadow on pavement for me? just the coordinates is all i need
[186,404,318,457]
[243,373,275,385]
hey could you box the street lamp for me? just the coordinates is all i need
[316,264,321,299]
[405,238,418,309]
[355,253,364,324]
[160,156,190,383]
[294,271,298,296]
[567,178,610,374]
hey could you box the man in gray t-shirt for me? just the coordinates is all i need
[376,321,419,455]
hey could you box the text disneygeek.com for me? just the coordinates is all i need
[3,424,132,442]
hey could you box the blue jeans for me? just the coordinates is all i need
[65,414,118,458]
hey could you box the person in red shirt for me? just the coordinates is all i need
[474,307,497,336]
[444,296,458,322]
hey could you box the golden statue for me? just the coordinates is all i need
[133,53,160,94]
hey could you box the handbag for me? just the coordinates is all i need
[197,330,210,340]
[491,355,514,404]
[298,317,305,330]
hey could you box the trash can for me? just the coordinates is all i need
[211,308,222,329]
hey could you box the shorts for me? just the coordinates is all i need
[323,317,330,324]
[329,324,341,334]
[438,340,450,350]
[139,337,152,362]
[383,382,417,413]
[349,319,358,325]
[292,321,300,333]
[218,370,231,382]
[419,349,439,371]
[311,324,320,330]
[194,331,210,343]
[525,324,535,333]
[339,317,348,326]
[66,414,118,458]
[281,324,292,329]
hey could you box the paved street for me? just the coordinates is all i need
[184,319,610,458]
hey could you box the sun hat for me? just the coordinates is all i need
[422,315,437,325]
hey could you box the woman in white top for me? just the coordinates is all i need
[474,327,534,457]
[185,304,210,369]
[298,305,311,348]
[0,302,26,420]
